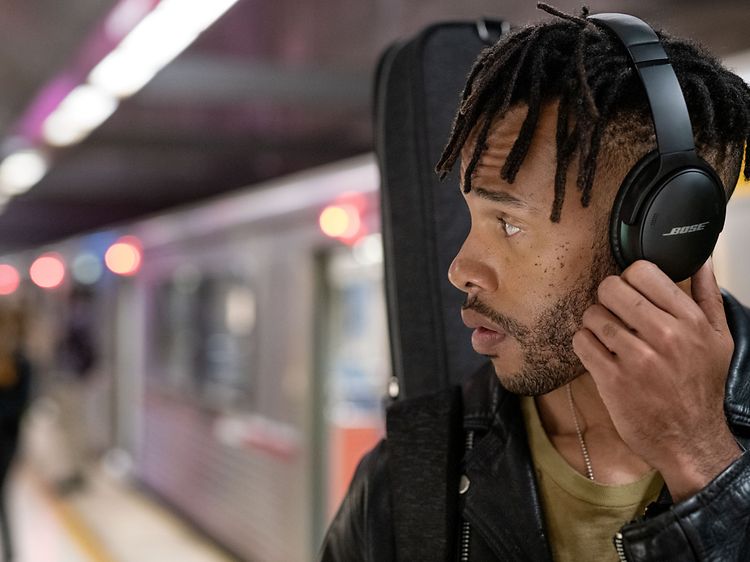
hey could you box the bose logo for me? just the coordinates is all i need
[662,222,710,236]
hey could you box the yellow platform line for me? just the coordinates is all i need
[119,485,239,562]
[24,470,117,562]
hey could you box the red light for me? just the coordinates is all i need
[0,265,20,295]
[30,253,65,289]
[319,193,367,245]
[320,205,360,238]
[105,236,142,276]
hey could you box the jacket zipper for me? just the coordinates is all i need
[459,520,471,562]
[614,532,628,561]
[459,430,475,562]
[457,427,630,562]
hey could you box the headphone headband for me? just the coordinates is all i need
[588,13,696,156]
[589,13,727,281]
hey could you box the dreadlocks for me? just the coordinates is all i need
[435,3,750,222]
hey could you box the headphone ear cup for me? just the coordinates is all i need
[609,150,660,270]
[610,150,726,280]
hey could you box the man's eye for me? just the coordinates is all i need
[499,218,521,237]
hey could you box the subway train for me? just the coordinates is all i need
[8,150,750,562]
[15,154,387,561]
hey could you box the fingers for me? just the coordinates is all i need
[572,327,615,375]
[691,258,729,333]
[596,274,672,341]
[579,304,645,357]
[621,261,701,321]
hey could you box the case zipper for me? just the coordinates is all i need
[614,532,628,561]
[459,430,475,562]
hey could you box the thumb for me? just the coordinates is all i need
[691,257,727,332]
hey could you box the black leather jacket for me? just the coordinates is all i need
[319,292,750,561]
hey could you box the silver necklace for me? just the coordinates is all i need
[566,383,595,481]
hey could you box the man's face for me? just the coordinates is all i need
[450,102,619,395]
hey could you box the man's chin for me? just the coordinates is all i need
[489,357,579,396]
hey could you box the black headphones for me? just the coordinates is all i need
[587,13,727,282]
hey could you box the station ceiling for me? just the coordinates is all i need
[0,0,748,253]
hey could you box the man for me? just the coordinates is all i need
[320,4,750,561]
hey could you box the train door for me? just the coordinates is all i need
[312,233,390,545]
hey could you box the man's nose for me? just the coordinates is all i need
[448,241,498,294]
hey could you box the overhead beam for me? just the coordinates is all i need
[137,54,371,106]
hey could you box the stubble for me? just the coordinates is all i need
[464,234,619,395]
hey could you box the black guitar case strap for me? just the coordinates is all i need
[374,20,508,400]
[386,386,463,562]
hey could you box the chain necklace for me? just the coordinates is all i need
[566,383,595,481]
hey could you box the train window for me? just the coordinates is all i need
[195,278,256,403]
[153,274,199,388]
[151,268,257,408]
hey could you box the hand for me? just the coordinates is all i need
[572,259,742,501]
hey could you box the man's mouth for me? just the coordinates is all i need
[461,309,507,354]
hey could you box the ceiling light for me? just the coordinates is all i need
[42,84,118,147]
[0,149,48,195]
[88,50,161,99]
[89,0,240,99]
[104,0,155,40]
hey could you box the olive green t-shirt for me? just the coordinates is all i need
[520,396,664,562]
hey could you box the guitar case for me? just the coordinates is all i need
[374,20,509,399]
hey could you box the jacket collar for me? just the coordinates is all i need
[721,290,750,430]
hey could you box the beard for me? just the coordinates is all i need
[463,236,619,396]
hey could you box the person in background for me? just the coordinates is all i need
[0,305,31,562]
[52,284,97,494]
